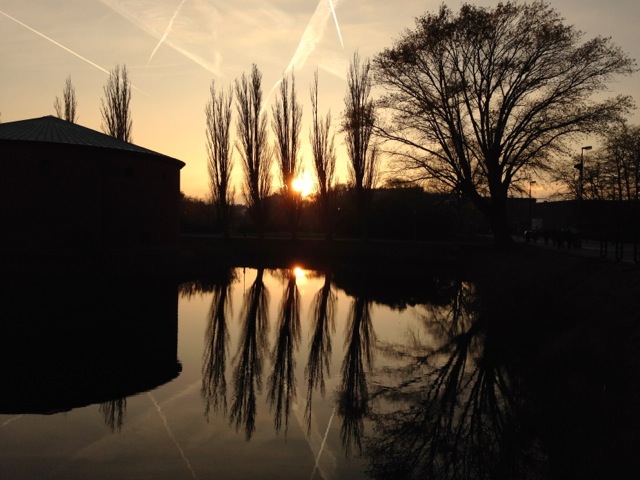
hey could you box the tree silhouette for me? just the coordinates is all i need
[373,1,636,245]
[342,51,379,239]
[100,64,132,142]
[206,80,234,238]
[553,122,640,202]
[235,64,272,237]
[272,73,303,239]
[54,75,78,123]
[310,70,337,240]
[602,122,640,202]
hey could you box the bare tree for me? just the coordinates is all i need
[373,1,636,245]
[54,76,78,123]
[310,70,337,239]
[342,51,379,239]
[100,64,132,142]
[552,151,606,201]
[602,122,640,202]
[206,80,234,238]
[554,122,640,204]
[235,64,272,236]
[272,72,303,239]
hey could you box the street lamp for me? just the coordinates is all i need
[529,180,537,231]
[574,145,592,245]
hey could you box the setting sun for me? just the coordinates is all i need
[292,176,315,198]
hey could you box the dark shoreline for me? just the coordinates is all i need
[177,235,495,275]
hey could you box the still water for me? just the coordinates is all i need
[0,265,545,479]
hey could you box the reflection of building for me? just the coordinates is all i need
[0,116,185,277]
[0,280,181,415]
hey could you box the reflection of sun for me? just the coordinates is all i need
[292,176,314,198]
[293,266,309,284]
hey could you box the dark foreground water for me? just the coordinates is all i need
[0,263,634,479]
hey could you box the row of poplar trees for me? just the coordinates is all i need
[206,52,377,240]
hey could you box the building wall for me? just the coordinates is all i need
[0,141,182,253]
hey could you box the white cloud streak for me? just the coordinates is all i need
[328,0,344,49]
[101,0,222,76]
[147,0,189,66]
[266,0,345,105]
[0,10,110,75]
[283,0,345,75]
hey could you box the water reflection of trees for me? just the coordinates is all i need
[366,282,541,480]
[187,266,538,473]
[100,398,126,432]
[201,269,237,419]
[267,269,301,435]
[339,295,376,458]
[230,268,270,440]
[304,272,336,431]
[412,280,477,345]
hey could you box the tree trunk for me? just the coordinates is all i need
[489,195,514,247]
[470,190,514,247]
[491,213,514,247]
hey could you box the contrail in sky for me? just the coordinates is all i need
[285,0,345,74]
[266,0,345,106]
[147,0,188,66]
[0,10,110,75]
[328,0,344,48]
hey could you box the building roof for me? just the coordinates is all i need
[0,116,184,166]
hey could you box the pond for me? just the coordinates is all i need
[0,261,631,479]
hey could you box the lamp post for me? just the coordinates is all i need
[529,180,537,230]
[575,145,592,246]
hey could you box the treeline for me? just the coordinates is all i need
[180,186,488,240]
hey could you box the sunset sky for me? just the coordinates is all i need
[1,0,638,200]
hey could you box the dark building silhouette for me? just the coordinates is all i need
[0,116,185,278]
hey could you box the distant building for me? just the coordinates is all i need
[0,116,185,277]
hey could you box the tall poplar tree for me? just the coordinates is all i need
[235,64,272,236]
[100,64,132,142]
